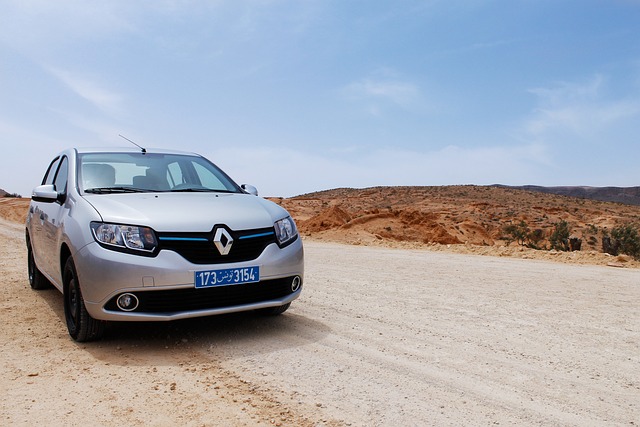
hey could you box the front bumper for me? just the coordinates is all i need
[75,237,304,321]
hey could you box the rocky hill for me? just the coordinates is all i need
[494,185,640,206]
[273,185,640,254]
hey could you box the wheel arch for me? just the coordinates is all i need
[60,243,72,286]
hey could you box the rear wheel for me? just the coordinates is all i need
[63,257,105,342]
[27,242,48,290]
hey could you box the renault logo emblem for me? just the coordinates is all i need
[213,228,234,255]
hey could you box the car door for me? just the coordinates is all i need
[30,156,60,272]
[36,156,70,283]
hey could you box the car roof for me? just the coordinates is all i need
[74,147,200,156]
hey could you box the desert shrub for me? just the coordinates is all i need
[526,228,545,249]
[3,192,21,198]
[503,221,547,249]
[610,224,640,260]
[549,220,571,251]
[503,220,529,246]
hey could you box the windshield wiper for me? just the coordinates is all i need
[85,187,156,194]
[169,188,236,193]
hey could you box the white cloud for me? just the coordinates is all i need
[346,79,419,105]
[528,74,604,106]
[526,101,640,135]
[205,143,551,197]
[44,108,125,145]
[0,0,137,53]
[525,74,640,136]
[341,68,424,117]
[343,78,420,109]
[362,143,551,186]
[46,67,124,115]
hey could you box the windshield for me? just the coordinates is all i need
[78,152,242,194]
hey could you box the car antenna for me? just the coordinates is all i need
[119,134,146,154]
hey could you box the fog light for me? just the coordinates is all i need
[117,293,139,311]
[291,276,302,292]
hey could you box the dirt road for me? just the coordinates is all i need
[1,216,639,426]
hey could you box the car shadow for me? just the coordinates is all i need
[38,286,329,366]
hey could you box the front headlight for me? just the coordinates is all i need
[274,216,298,247]
[90,222,157,254]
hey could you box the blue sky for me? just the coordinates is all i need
[1,0,639,197]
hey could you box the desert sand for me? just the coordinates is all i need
[1,192,639,425]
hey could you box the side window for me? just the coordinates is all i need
[53,156,69,194]
[42,157,61,185]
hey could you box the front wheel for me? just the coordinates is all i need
[63,257,105,342]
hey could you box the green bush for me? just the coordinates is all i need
[549,220,571,251]
[503,220,529,246]
[503,221,545,249]
[610,224,640,260]
[526,228,545,250]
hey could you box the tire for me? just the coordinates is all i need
[27,243,48,290]
[63,257,105,342]
[259,302,291,316]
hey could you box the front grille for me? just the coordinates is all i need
[105,276,298,314]
[157,226,276,264]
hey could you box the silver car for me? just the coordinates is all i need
[25,147,304,341]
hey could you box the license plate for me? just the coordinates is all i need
[195,266,260,288]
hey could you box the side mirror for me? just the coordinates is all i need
[241,184,258,196]
[31,184,59,203]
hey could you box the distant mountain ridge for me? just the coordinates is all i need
[493,185,640,206]
[1,188,23,198]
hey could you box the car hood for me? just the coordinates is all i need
[83,192,289,232]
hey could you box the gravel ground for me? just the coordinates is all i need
[1,217,639,426]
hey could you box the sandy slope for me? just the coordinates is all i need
[1,207,639,425]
